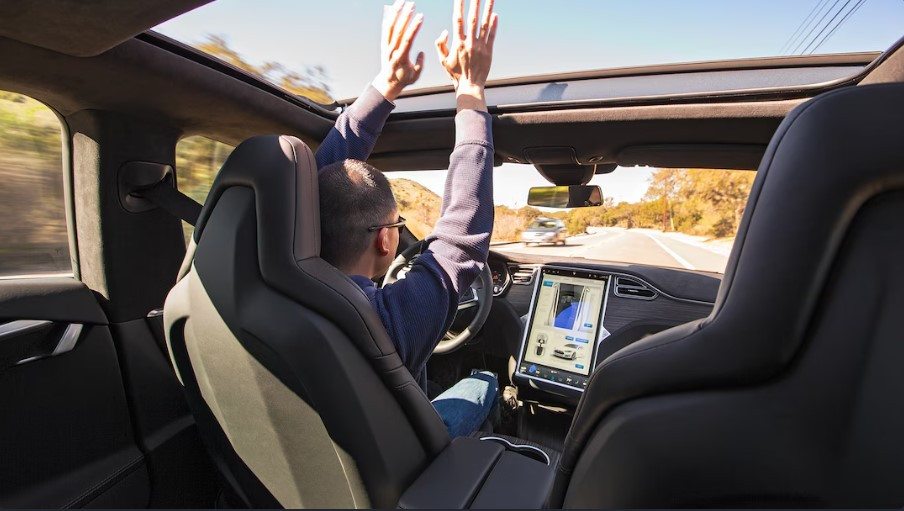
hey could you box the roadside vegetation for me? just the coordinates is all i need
[194,35,334,104]
[564,168,755,239]
[0,91,68,275]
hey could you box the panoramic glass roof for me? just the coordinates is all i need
[154,0,904,104]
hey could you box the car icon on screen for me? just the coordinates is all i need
[553,343,582,360]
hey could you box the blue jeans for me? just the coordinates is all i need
[431,371,499,438]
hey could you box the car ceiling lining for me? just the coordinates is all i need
[0,0,211,57]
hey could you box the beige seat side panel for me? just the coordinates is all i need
[181,268,370,508]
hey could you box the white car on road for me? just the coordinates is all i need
[521,218,567,246]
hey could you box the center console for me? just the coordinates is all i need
[514,266,610,397]
[398,436,554,509]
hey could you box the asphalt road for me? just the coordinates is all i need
[494,227,729,273]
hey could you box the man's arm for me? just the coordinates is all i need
[423,0,498,294]
[315,0,425,171]
[314,86,395,170]
[368,0,499,377]
[368,108,494,379]
[423,109,493,294]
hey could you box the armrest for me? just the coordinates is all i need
[398,437,503,509]
[469,451,555,509]
[397,436,555,509]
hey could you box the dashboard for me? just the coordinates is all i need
[483,253,720,403]
[490,264,510,296]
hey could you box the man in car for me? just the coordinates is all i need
[314,0,500,438]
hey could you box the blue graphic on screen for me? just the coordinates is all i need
[555,303,579,329]
[522,272,607,378]
[550,283,592,331]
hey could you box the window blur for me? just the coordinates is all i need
[0,91,70,278]
[175,135,234,242]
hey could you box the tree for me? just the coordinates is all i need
[589,167,756,239]
[195,35,334,105]
[644,168,682,231]
[677,169,755,237]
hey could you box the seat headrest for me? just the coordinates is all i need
[189,133,404,361]
[194,135,320,262]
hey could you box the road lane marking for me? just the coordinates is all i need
[659,234,731,256]
[642,232,695,270]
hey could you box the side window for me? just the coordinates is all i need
[0,91,70,278]
[175,135,234,242]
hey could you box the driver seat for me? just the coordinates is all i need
[163,135,450,508]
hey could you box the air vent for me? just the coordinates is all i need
[616,277,642,287]
[614,276,657,300]
[508,264,537,285]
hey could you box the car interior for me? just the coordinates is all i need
[2,0,904,508]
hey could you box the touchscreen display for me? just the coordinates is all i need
[519,268,609,389]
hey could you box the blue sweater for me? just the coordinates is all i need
[315,86,494,391]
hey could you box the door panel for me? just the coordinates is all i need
[109,318,218,507]
[0,279,149,508]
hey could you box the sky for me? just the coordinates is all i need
[156,0,904,205]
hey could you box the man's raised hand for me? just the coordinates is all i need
[373,0,425,102]
[435,0,498,112]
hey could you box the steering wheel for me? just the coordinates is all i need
[381,240,493,354]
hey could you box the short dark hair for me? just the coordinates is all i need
[319,159,397,270]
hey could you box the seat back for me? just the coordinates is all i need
[164,135,449,508]
[553,83,904,508]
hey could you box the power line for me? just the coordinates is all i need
[781,0,830,54]
[791,0,844,55]
[810,0,868,54]
[802,0,856,54]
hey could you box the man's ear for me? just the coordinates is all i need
[374,228,391,256]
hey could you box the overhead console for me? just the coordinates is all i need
[515,266,610,396]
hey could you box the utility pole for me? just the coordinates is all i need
[662,197,668,232]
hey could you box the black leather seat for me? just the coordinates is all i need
[551,83,904,507]
[163,136,451,508]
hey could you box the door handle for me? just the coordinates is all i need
[0,320,84,366]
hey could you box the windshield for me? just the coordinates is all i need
[154,0,904,102]
[390,165,751,274]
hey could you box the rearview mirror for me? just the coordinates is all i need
[527,185,603,208]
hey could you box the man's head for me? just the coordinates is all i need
[319,159,401,277]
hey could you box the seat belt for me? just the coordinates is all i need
[133,181,203,367]
[135,181,203,226]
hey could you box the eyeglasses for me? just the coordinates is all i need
[367,215,406,232]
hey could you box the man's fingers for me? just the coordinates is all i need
[453,0,465,42]
[385,0,405,46]
[468,0,481,41]
[480,0,494,40]
[435,31,449,58]
[399,13,423,58]
[391,2,415,51]
[413,51,425,80]
[435,30,450,61]
[486,12,498,48]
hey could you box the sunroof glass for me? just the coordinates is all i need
[154,0,904,103]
